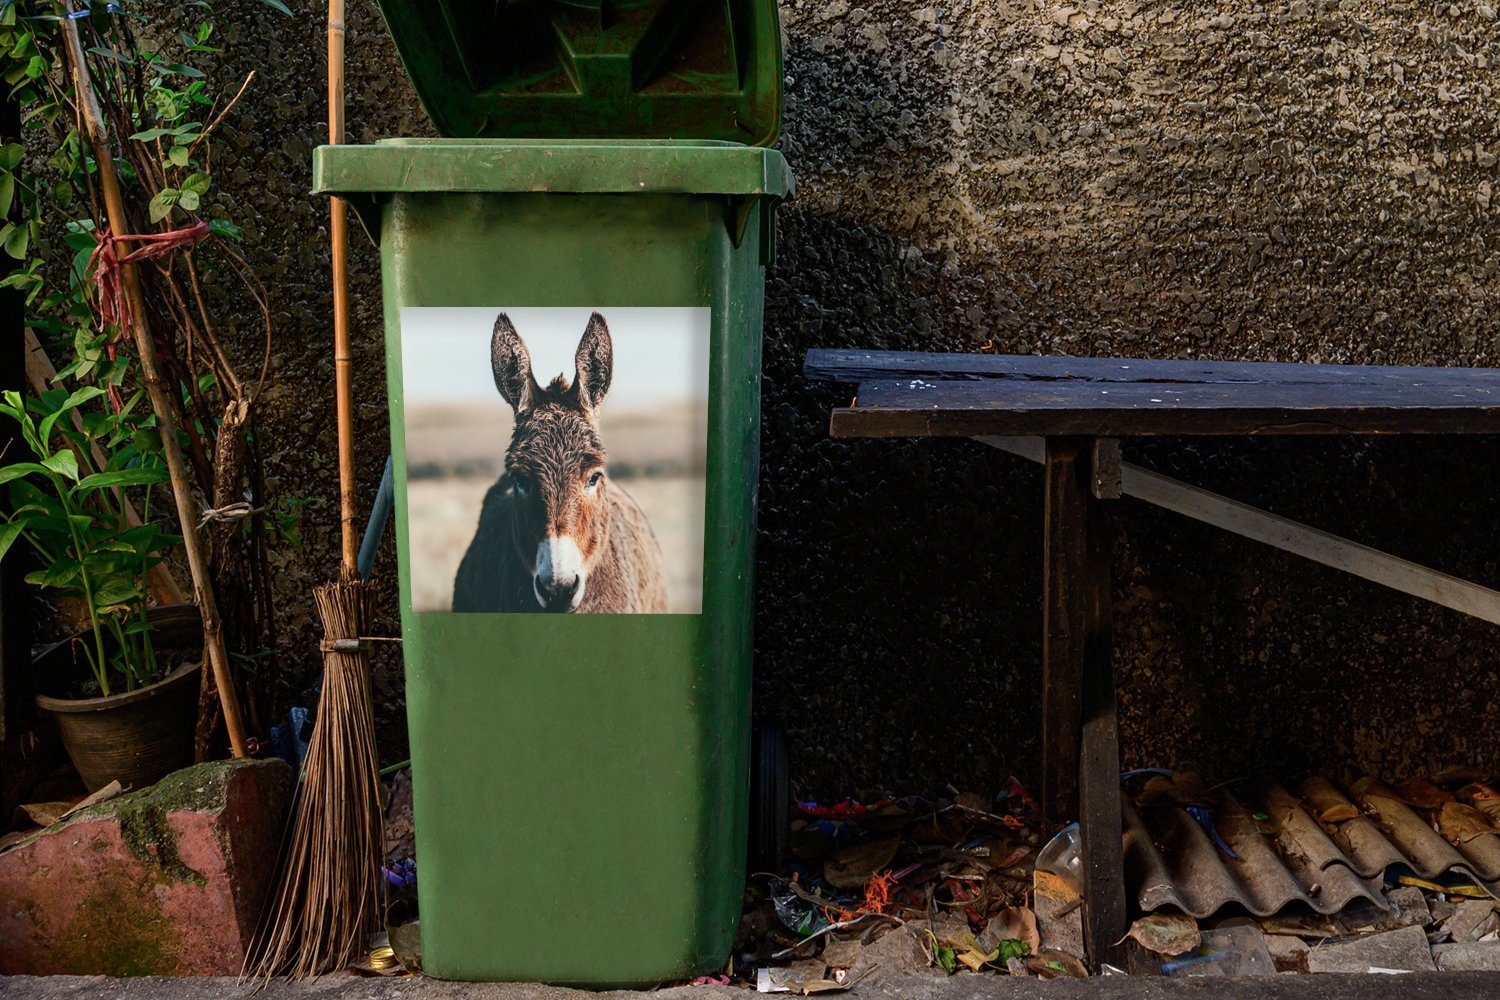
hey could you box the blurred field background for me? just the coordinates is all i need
[404,401,706,613]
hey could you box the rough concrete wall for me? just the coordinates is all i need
[197,1,1499,793]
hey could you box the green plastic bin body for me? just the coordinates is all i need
[315,139,790,984]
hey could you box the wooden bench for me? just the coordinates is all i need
[804,348,1500,966]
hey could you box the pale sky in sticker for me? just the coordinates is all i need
[401,307,710,408]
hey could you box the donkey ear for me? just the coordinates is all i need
[491,313,537,413]
[574,312,613,410]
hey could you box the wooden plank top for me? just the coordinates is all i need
[805,349,1500,438]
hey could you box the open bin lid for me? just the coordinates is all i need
[372,0,784,145]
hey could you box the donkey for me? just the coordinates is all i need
[452,312,668,613]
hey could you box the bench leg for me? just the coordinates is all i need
[1041,438,1085,831]
[1079,494,1127,966]
[1043,437,1127,968]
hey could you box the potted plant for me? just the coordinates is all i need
[0,385,199,791]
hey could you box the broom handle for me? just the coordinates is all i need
[61,8,249,758]
[329,0,358,578]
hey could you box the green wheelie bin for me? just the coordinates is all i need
[312,0,791,986]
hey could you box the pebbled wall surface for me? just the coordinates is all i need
[190,0,1500,796]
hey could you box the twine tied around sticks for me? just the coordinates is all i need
[197,500,267,529]
[88,220,212,407]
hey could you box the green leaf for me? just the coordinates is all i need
[177,189,200,212]
[0,142,21,171]
[42,450,79,481]
[935,944,956,976]
[63,219,98,250]
[26,557,80,588]
[76,467,167,492]
[86,45,133,65]
[23,54,46,79]
[148,188,178,223]
[0,519,25,563]
[131,428,161,454]
[2,220,27,258]
[180,171,210,196]
[258,0,294,15]
[166,145,190,167]
[92,579,142,608]
[207,218,241,241]
[0,172,13,218]
[129,127,176,141]
[995,939,1030,963]
[0,462,51,486]
[38,385,105,444]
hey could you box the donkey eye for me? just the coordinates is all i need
[512,476,531,498]
[586,470,604,490]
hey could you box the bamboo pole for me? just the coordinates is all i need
[24,329,188,607]
[61,8,248,758]
[328,0,357,576]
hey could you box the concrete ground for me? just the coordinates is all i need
[3,974,1500,1000]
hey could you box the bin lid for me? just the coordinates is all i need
[314,139,792,198]
[373,0,783,146]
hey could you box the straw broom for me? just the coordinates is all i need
[244,0,383,977]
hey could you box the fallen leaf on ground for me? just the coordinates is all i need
[981,906,1039,955]
[1025,949,1088,978]
[60,780,124,820]
[1439,802,1496,844]
[1122,913,1200,956]
[795,979,847,995]
[1458,784,1500,824]
[1316,802,1359,823]
[18,802,69,828]
[1396,778,1454,810]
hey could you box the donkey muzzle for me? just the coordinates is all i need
[533,535,587,612]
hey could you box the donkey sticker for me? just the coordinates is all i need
[452,312,669,613]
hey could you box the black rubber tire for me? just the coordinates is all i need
[748,719,789,873]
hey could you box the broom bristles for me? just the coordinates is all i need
[244,579,383,980]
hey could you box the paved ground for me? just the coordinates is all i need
[3,974,1500,999]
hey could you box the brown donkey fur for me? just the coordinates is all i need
[453,312,668,613]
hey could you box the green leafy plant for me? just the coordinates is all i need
[0,1,293,740]
[0,386,179,695]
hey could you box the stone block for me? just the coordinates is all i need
[1305,924,1436,974]
[0,759,290,975]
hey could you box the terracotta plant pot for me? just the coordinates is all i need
[33,604,203,792]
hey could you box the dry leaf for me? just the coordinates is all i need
[986,906,1040,955]
[1352,776,1403,803]
[1396,778,1454,811]
[60,780,124,820]
[18,802,70,828]
[1438,802,1497,845]
[1025,949,1088,978]
[1316,802,1359,823]
[1122,913,1200,956]
[1433,765,1488,786]
[1459,784,1500,824]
